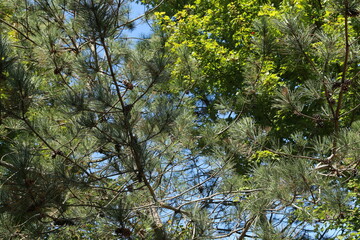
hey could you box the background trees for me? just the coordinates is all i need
[156,0,360,238]
[0,0,359,239]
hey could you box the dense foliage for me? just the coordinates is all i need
[0,0,359,239]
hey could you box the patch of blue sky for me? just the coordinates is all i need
[124,2,153,41]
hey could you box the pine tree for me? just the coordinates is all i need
[0,0,182,238]
[0,0,240,239]
[0,0,359,239]
[155,0,360,238]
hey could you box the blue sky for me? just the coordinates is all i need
[126,2,153,39]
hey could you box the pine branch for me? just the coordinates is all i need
[339,102,360,118]
[265,148,331,162]
[237,216,256,240]
[333,1,351,154]
[116,0,165,29]
[0,13,37,45]
[0,153,17,171]
[21,116,95,180]
[212,226,244,239]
